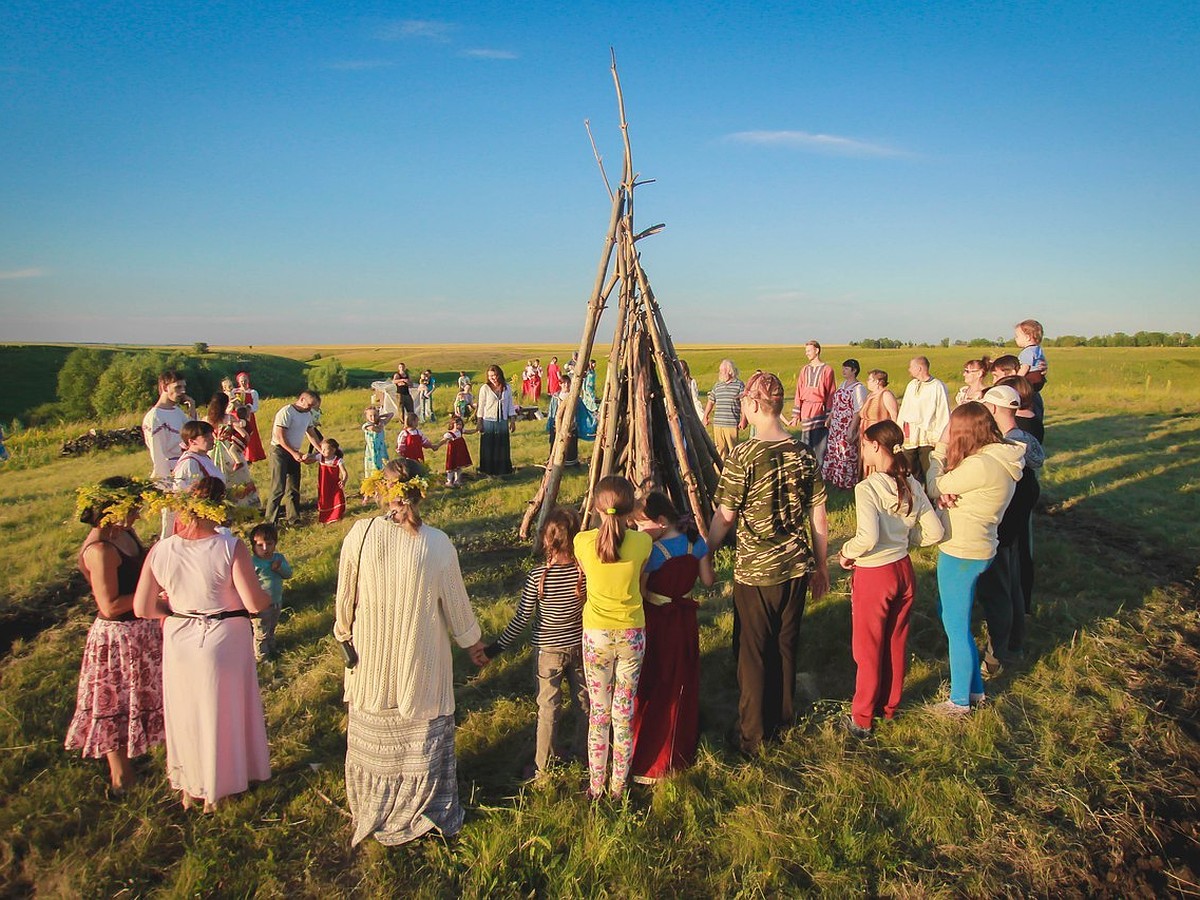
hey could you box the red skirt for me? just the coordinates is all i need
[630,554,701,779]
[244,412,266,463]
[445,436,472,471]
[317,464,345,523]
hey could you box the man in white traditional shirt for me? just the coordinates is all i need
[142,370,195,481]
[895,356,950,481]
[142,369,196,536]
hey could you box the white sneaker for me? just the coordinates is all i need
[929,700,972,717]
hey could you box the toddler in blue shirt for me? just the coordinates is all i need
[250,522,293,660]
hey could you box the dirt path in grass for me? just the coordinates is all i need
[0,571,87,657]
[1044,502,1200,897]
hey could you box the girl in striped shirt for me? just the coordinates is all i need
[484,506,589,777]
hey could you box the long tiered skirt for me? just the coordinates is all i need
[345,710,461,846]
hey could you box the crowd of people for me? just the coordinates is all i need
[65,320,1050,845]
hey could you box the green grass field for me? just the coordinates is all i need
[1,344,1197,896]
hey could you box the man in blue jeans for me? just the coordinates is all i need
[265,390,322,525]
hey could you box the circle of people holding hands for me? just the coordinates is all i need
[66,319,1049,847]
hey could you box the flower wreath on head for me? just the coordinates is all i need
[360,470,430,505]
[140,487,243,525]
[74,478,159,528]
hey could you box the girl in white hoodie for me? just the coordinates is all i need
[925,402,1026,714]
[838,421,944,735]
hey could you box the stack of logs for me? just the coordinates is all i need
[521,54,723,540]
[60,426,145,457]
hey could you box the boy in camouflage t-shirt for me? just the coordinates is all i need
[708,372,829,755]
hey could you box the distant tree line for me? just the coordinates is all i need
[30,348,323,426]
[852,332,1200,349]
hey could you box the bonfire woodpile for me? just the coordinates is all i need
[60,426,144,457]
[521,54,723,541]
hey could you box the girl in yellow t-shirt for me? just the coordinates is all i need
[573,475,652,800]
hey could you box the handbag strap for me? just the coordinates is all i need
[344,517,377,635]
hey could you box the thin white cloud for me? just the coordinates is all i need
[376,19,454,42]
[325,59,395,71]
[727,130,907,158]
[0,267,46,280]
[461,48,519,60]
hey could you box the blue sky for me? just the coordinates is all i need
[2,1,1197,344]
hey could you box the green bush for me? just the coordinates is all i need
[91,351,220,416]
[307,357,348,393]
[55,348,113,420]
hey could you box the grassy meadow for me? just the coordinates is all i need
[1,344,1198,896]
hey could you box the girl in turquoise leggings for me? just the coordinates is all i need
[925,403,1025,714]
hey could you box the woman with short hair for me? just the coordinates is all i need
[821,358,868,489]
[335,460,486,845]
[955,357,991,406]
[859,370,900,477]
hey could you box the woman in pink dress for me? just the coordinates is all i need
[66,477,165,793]
[233,372,266,463]
[822,359,868,490]
[134,477,272,812]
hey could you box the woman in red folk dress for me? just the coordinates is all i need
[629,492,714,783]
[233,372,267,464]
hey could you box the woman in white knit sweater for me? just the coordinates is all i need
[334,459,487,846]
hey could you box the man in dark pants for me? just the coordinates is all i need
[265,390,322,525]
[707,372,829,755]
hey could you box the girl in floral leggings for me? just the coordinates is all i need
[573,476,652,800]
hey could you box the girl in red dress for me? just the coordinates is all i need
[396,413,434,466]
[629,491,714,782]
[436,415,478,487]
[316,438,347,523]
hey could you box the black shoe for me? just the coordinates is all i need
[842,715,873,740]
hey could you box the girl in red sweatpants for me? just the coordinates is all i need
[836,421,944,734]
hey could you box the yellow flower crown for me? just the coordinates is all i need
[360,470,430,505]
[140,489,236,525]
[74,478,159,528]
[77,478,249,528]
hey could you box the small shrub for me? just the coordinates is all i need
[193,342,210,354]
[307,357,347,393]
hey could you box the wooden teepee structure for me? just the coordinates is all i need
[521,53,723,540]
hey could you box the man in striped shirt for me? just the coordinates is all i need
[703,358,746,460]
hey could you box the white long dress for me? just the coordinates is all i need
[148,532,271,802]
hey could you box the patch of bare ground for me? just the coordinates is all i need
[1045,503,1200,897]
[0,571,87,658]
